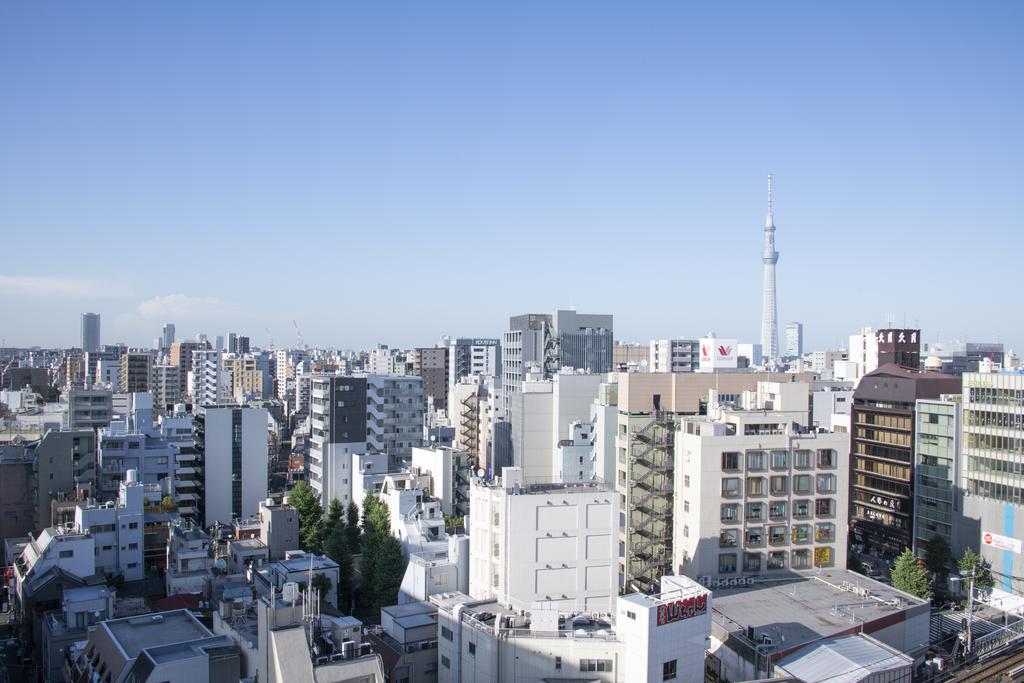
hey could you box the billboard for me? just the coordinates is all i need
[699,336,738,371]
[983,531,1022,554]
[656,593,708,626]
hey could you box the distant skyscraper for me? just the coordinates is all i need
[81,312,101,352]
[760,175,779,362]
[228,332,238,354]
[785,322,803,358]
[162,323,176,350]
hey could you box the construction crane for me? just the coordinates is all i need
[292,320,306,351]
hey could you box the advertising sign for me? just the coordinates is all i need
[698,336,738,371]
[983,531,1022,554]
[656,593,708,626]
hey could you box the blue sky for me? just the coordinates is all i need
[1,2,1021,351]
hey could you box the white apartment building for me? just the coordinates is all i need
[554,421,596,482]
[447,338,500,403]
[432,573,710,683]
[848,326,880,381]
[74,471,147,581]
[649,339,698,373]
[190,349,231,406]
[468,468,617,613]
[507,372,604,482]
[194,405,270,526]
[309,374,425,508]
[673,383,849,581]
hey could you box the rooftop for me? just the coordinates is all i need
[776,634,913,682]
[104,610,213,658]
[711,570,927,652]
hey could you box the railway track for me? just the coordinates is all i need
[956,647,1024,683]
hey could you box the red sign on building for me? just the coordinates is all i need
[656,593,708,626]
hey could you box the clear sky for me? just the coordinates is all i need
[1,2,1021,352]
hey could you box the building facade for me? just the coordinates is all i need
[785,322,803,359]
[649,339,699,373]
[81,312,101,353]
[194,405,270,526]
[912,397,962,557]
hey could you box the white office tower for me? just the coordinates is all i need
[674,382,849,580]
[846,326,880,381]
[194,405,270,526]
[785,321,803,358]
[760,175,780,363]
[74,470,147,581]
[468,468,618,613]
[433,570,710,683]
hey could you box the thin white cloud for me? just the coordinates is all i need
[136,294,232,319]
[0,275,131,299]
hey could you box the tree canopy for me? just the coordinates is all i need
[288,481,323,553]
[892,548,932,599]
[924,534,952,578]
[958,548,995,595]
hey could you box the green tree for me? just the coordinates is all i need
[371,534,408,611]
[311,573,332,602]
[892,548,932,599]
[321,499,354,613]
[958,548,995,595]
[346,501,361,554]
[924,534,952,579]
[322,498,345,546]
[289,481,323,553]
[160,495,178,513]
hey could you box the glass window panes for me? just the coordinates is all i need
[719,529,739,547]
[719,553,737,573]
[721,503,740,522]
[747,451,766,471]
[770,475,788,495]
[794,475,812,494]
[771,450,788,469]
[768,551,786,569]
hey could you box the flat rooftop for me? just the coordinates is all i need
[711,570,927,649]
[105,610,212,657]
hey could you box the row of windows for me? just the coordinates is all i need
[719,523,835,548]
[722,474,835,497]
[855,427,911,448]
[968,386,1024,407]
[718,547,832,572]
[721,449,836,471]
[967,478,1024,504]
[966,433,1024,454]
[968,456,1024,477]
[853,474,911,499]
[854,457,910,481]
[856,412,912,431]
[720,498,834,522]
[966,410,1024,429]
[855,441,912,464]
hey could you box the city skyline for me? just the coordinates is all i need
[2,3,1022,350]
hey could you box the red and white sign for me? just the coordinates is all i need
[656,593,708,626]
[699,336,738,371]
[983,531,1021,554]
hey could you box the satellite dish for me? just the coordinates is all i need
[477,468,485,478]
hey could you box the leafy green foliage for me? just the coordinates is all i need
[311,573,332,601]
[891,548,932,599]
[924,534,952,578]
[346,501,361,554]
[958,548,995,595]
[321,498,353,613]
[160,495,178,513]
[288,481,323,553]
[359,494,408,611]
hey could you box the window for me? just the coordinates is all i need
[718,553,737,573]
[745,503,764,521]
[746,451,766,471]
[794,500,812,518]
[771,451,788,469]
[794,475,812,494]
[792,549,811,568]
[722,452,741,471]
[684,475,691,488]
[580,659,613,673]
[128,543,138,550]
[556,656,562,670]
[441,626,453,641]
[128,522,139,529]
[719,529,739,548]
[768,551,787,569]
[770,475,788,495]
[683,500,690,513]
[815,523,835,543]
[59,550,74,558]
[721,504,740,522]
[817,449,836,468]
[795,450,813,469]
[769,501,786,520]
[769,526,787,545]
[441,655,451,669]
[721,478,741,497]
[663,659,678,681]
[468,642,476,656]
[745,527,764,547]
[816,474,835,494]
[746,477,765,496]
[815,499,835,517]
[792,524,811,543]
[743,552,762,573]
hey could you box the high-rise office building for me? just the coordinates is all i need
[760,176,780,362]
[193,405,269,526]
[448,338,500,405]
[162,323,176,351]
[81,312,101,353]
[412,346,449,411]
[849,365,959,554]
[119,351,153,393]
[227,332,238,354]
[912,397,961,557]
[961,371,1024,596]
[785,322,803,359]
